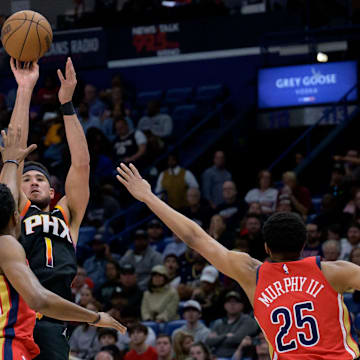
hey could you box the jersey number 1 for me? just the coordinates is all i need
[271,301,320,353]
[44,237,54,268]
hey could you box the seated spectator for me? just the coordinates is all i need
[79,286,95,308]
[118,264,143,316]
[322,240,341,261]
[138,100,173,139]
[113,117,147,166]
[173,331,194,360]
[147,219,166,253]
[189,342,212,360]
[205,291,258,358]
[99,345,122,360]
[163,254,181,288]
[275,194,293,213]
[172,300,210,343]
[191,266,223,325]
[278,171,312,216]
[98,328,119,351]
[350,247,360,266]
[216,181,248,230]
[207,214,235,249]
[245,170,278,214]
[181,188,213,229]
[95,351,114,360]
[155,334,173,360]
[69,301,102,359]
[247,202,262,216]
[334,149,360,180]
[141,265,180,322]
[328,162,349,209]
[344,189,360,225]
[119,229,163,291]
[36,75,59,111]
[340,223,360,260]
[201,151,232,209]
[71,266,94,304]
[156,154,199,209]
[124,323,157,360]
[162,233,187,259]
[302,223,323,258]
[83,84,107,117]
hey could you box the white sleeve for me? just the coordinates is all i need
[134,130,147,145]
[185,170,199,188]
[155,172,164,194]
[160,115,173,137]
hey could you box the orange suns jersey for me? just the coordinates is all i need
[254,256,360,360]
[0,274,40,359]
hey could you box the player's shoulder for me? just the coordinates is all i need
[0,235,23,256]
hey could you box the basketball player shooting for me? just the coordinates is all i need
[117,163,360,360]
[5,58,91,360]
[0,126,125,360]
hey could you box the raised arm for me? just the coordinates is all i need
[56,58,90,243]
[116,163,261,297]
[0,234,126,333]
[8,59,39,210]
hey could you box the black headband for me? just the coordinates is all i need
[23,164,51,184]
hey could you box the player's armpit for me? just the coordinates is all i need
[321,260,360,293]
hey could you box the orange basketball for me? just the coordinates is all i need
[1,10,53,62]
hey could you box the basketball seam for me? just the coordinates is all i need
[3,19,52,39]
[35,23,42,58]
[18,12,36,61]
[2,12,28,48]
[37,21,52,38]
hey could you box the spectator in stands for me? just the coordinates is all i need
[69,301,102,359]
[247,202,262,216]
[99,345,122,360]
[117,264,143,316]
[163,254,181,288]
[172,300,210,343]
[95,260,122,309]
[98,328,119,350]
[202,151,232,209]
[113,117,147,166]
[181,188,213,229]
[155,335,173,360]
[119,229,163,291]
[191,266,223,325]
[328,162,349,209]
[205,291,258,358]
[322,240,341,261]
[344,189,360,224]
[207,214,235,250]
[36,75,59,111]
[302,223,323,258]
[350,247,360,266]
[84,232,120,289]
[173,332,194,360]
[124,323,157,360]
[327,223,342,241]
[163,232,187,259]
[95,351,114,360]
[141,265,180,322]
[334,149,360,179]
[71,266,94,304]
[279,171,312,216]
[83,84,107,117]
[79,286,95,308]
[147,219,166,253]
[138,100,173,139]
[155,154,199,209]
[245,170,278,214]
[340,223,360,260]
[216,181,248,230]
[275,194,293,213]
[189,342,212,360]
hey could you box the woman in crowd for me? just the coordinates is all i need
[164,254,181,288]
[189,342,211,360]
[173,331,194,360]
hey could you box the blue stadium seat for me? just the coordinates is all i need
[355,313,360,330]
[312,197,322,214]
[142,321,160,335]
[76,226,97,263]
[164,320,187,336]
[160,106,170,114]
[344,293,360,315]
[171,104,198,138]
[195,84,224,103]
[165,87,193,105]
[137,90,163,106]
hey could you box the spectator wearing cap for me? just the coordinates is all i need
[202,151,232,209]
[162,233,187,259]
[163,254,181,288]
[172,300,210,343]
[118,264,143,315]
[83,233,120,290]
[141,265,180,322]
[147,219,166,253]
[192,266,223,325]
[205,291,258,358]
[119,229,162,291]
[124,323,157,360]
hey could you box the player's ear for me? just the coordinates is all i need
[49,187,55,200]
[264,243,270,256]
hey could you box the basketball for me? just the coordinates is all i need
[1,10,53,62]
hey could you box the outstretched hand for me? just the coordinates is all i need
[92,312,127,334]
[0,125,37,163]
[10,58,39,90]
[116,163,152,202]
[57,57,77,105]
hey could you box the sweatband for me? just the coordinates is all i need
[23,164,51,184]
[60,101,75,116]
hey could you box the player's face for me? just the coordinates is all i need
[22,171,54,210]
[156,337,172,357]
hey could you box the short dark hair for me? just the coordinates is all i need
[263,212,306,254]
[0,184,15,231]
[348,222,360,231]
[98,328,118,341]
[128,322,148,336]
[157,334,172,343]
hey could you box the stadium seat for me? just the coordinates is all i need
[165,87,193,105]
[164,320,187,336]
[355,313,360,330]
[142,321,160,335]
[171,104,198,138]
[312,197,323,214]
[195,84,224,103]
[137,90,163,107]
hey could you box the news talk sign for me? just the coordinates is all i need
[258,61,358,109]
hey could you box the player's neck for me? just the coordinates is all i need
[270,254,301,262]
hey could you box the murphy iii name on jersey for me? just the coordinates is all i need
[23,211,72,243]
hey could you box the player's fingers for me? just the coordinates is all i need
[16,59,21,70]
[116,175,128,187]
[10,58,16,72]
[116,167,130,181]
[65,57,71,79]
[120,162,134,178]
[1,130,7,146]
[113,319,127,334]
[23,144,37,158]
[57,69,65,83]
[129,163,142,179]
